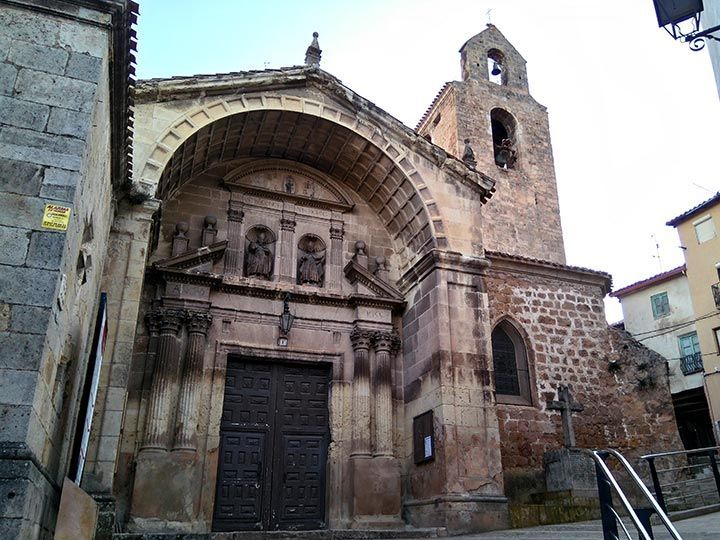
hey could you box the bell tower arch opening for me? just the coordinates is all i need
[490,108,518,169]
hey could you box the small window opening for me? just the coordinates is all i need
[492,320,532,405]
[491,108,518,169]
[487,49,506,85]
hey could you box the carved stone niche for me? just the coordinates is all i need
[244,225,276,280]
[297,234,326,287]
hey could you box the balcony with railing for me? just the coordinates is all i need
[713,282,720,309]
[680,351,704,375]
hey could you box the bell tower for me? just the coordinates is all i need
[418,25,566,264]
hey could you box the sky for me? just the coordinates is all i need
[135,0,720,323]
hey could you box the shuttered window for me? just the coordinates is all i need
[694,216,716,244]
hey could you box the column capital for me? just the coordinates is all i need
[373,331,400,354]
[280,218,296,232]
[228,208,244,223]
[329,224,344,240]
[350,327,374,351]
[144,311,161,336]
[185,311,213,335]
[156,308,186,334]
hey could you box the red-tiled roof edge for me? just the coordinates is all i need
[610,265,686,298]
[666,192,720,227]
[416,82,452,131]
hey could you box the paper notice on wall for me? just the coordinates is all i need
[423,435,432,458]
[42,204,71,231]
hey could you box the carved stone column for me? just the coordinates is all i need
[350,328,373,456]
[142,309,185,450]
[373,331,398,457]
[139,311,161,435]
[173,311,213,451]
[224,201,244,276]
[327,222,344,290]
[278,216,296,283]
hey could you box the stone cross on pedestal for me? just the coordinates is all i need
[547,385,584,448]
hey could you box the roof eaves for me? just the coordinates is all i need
[666,192,720,227]
[610,265,686,298]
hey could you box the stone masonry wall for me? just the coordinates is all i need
[0,4,115,538]
[484,261,683,499]
[401,255,508,534]
[417,27,566,265]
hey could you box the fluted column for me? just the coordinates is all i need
[173,311,213,451]
[373,332,398,457]
[350,328,373,457]
[224,202,245,276]
[142,309,185,450]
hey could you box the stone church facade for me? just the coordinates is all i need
[0,3,684,537]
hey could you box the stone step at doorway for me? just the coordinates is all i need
[114,527,446,540]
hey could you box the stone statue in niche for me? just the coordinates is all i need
[285,176,294,194]
[297,235,326,286]
[245,227,275,279]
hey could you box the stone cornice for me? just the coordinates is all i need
[485,251,612,295]
[152,240,227,270]
[149,268,405,312]
[398,249,491,293]
[343,259,404,301]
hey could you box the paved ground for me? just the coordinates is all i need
[441,511,720,539]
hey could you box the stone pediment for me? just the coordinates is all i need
[152,240,227,275]
[343,259,404,302]
[223,159,355,212]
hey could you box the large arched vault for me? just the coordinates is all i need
[132,67,496,266]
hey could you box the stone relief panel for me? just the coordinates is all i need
[244,226,276,279]
[297,234,326,287]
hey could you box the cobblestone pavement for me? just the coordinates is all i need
[434,511,720,539]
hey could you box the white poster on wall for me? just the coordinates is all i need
[72,292,108,485]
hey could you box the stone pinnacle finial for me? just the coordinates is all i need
[305,31,322,67]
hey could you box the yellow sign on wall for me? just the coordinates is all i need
[42,204,72,231]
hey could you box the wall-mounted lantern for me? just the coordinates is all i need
[653,0,720,50]
[278,293,295,347]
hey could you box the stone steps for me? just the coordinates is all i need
[114,527,446,540]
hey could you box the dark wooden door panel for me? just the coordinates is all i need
[271,434,327,530]
[214,359,329,532]
[213,431,266,530]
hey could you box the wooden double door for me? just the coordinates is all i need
[212,359,330,531]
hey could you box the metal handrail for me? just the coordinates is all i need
[641,446,720,513]
[585,448,683,540]
[642,445,720,460]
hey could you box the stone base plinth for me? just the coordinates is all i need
[543,448,596,497]
[403,494,509,534]
[128,449,202,532]
[349,456,402,526]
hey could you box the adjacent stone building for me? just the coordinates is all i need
[0,0,137,538]
[0,9,685,538]
[612,266,715,450]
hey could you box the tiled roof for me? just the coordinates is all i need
[610,265,686,298]
[415,83,452,131]
[666,192,720,227]
[485,250,611,279]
